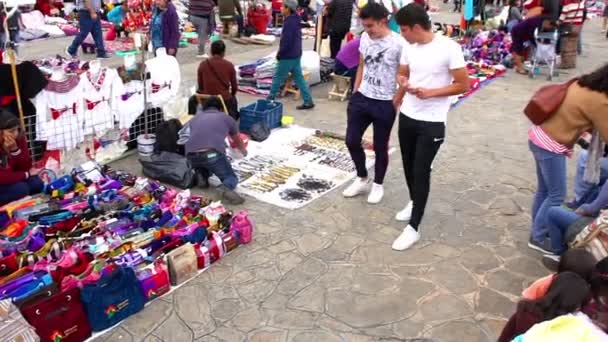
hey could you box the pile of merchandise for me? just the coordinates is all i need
[460,30,513,66]
[238,57,276,96]
[0,163,254,341]
[452,61,506,106]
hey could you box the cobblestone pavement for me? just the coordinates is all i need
[19,5,608,341]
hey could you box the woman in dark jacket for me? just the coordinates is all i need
[0,110,43,206]
[151,0,180,56]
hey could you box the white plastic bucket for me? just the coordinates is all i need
[137,134,156,157]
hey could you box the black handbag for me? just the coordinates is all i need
[140,152,195,189]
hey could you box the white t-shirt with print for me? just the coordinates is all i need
[358,31,406,101]
[399,34,466,123]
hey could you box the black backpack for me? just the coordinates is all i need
[155,119,184,155]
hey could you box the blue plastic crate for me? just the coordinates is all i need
[239,100,283,133]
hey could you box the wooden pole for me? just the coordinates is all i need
[315,10,323,53]
[3,17,24,129]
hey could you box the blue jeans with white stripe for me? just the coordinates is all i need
[529,140,567,243]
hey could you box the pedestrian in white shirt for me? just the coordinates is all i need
[391,3,469,251]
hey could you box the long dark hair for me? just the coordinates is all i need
[518,272,591,321]
[578,63,608,95]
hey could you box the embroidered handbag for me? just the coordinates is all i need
[570,210,608,260]
[207,232,226,264]
[135,259,170,301]
[221,231,238,253]
[21,287,92,342]
[80,267,145,331]
[194,243,211,269]
[0,271,53,301]
[0,252,18,277]
[166,243,197,286]
[229,211,253,244]
[14,283,59,308]
[0,299,40,342]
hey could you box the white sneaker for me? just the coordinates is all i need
[392,225,420,251]
[367,183,384,204]
[395,201,413,222]
[197,53,209,59]
[342,177,370,198]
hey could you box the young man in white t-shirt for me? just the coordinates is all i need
[391,3,469,251]
[342,2,405,204]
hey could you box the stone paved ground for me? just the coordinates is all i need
[18,4,608,341]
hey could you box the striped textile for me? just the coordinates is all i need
[528,125,573,156]
[0,299,40,342]
[560,0,586,25]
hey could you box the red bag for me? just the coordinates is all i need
[524,78,578,125]
[194,243,211,269]
[0,253,18,277]
[20,287,92,342]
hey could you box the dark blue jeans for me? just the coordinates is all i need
[68,10,106,57]
[187,150,238,190]
[0,176,44,206]
[547,206,581,254]
[529,140,567,242]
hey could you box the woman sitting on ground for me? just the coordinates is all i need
[0,110,44,206]
[528,63,608,255]
[499,271,593,342]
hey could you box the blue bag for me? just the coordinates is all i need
[81,267,146,331]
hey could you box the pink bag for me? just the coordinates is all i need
[230,211,253,244]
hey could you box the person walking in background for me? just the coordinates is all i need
[391,3,469,251]
[267,0,315,110]
[66,0,110,58]
[342,3,404,205]
[218,0,244,37]
[197,40,240,120]
[325,0,354,58]
[189,0,216,58]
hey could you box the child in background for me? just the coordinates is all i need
[499,272,592,342]
[523,248,596,300]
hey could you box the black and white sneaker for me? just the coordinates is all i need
[528,237,555,255]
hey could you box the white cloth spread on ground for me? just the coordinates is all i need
[145,54,181,107]
[81,68,125,136]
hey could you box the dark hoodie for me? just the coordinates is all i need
[498,308,543,342]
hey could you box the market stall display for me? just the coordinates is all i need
[228,126,394,209]
[0,163,254,341]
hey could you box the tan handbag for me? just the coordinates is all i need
[0,299,40,342]
[166,243,198,286]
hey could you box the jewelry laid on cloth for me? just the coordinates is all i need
[241,165,301,193]
[296,175,334,194]
[279,188,312,202]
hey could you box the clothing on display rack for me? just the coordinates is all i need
[81,67,125,136]
[145,51,181,107]
[34,75,87,151]
[117,81,146,130]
